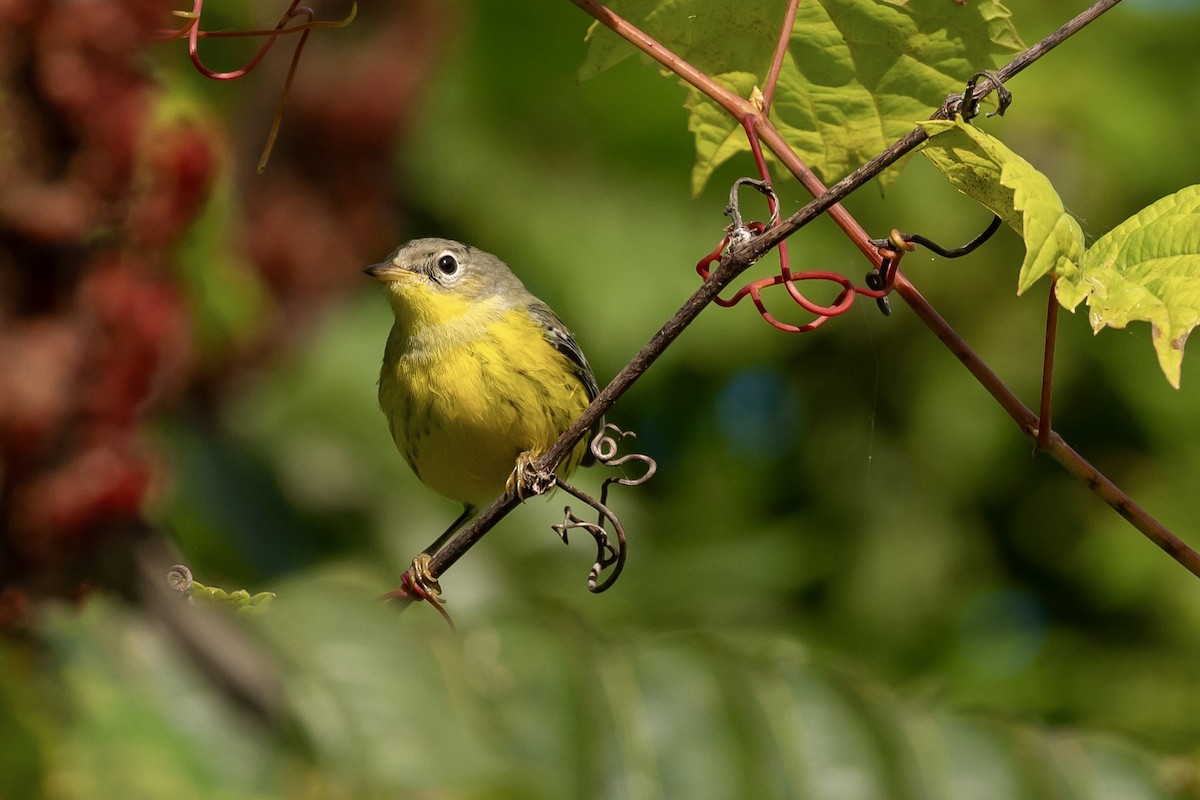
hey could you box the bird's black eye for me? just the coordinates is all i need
[436,254,459,275]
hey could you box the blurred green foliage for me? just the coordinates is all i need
[5,0,1200,797]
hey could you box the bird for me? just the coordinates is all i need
[365,237,599,594]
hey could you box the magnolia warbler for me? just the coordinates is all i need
[366,238,600,580]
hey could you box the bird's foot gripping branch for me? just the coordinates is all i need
[385,425,655,621]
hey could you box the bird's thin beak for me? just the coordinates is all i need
[365,262,406,281]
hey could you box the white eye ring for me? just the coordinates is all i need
[436,253,459,275]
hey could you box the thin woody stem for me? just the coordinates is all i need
[180,0,356,80]
[761,0,801,110]
[1044,436,1200,577]
[414,0,1140,591]
[568,0,752,120]
[894,273,1200,579]
[1039,277,1060,449]
[987,0,1123,86]
[754,121,883,264]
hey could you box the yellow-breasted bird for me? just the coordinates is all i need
[366,238,599,585]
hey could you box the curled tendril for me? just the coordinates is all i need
[697,227,860,332]
[167,564,193,593]
[551,425,656,593]
[725,177,780,244]
[867,216,1002,260]
[701,177,1007,332]
[552,504,623,593]
[589,424,657,486]
[157,1,358,171]
[961,70,1013,120]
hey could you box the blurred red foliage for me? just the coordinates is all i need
[0,0,449,623]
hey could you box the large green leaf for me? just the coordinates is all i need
[1056,185,1200,389]
[918,118,1086,295]
[582,0,1023,196]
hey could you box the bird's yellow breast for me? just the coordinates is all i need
[378,285,591,508]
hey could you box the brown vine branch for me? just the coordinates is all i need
[566,0,1199,578]
[1040,276,1060,450]
[736,1,1193,578]
[894,273,1200,579]
[398,0,1173,608]
[570,0,752,119]
[760,0,801,111]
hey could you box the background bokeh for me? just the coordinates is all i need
[3,0,1200,797]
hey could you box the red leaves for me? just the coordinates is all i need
[0,1,196,604]
[128,123,219,249]
[1,259,189,582]
[10,446,152,555]
[0,0,448,617]
[80,258,191,430]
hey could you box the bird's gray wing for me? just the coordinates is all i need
[527,302,603,465]
[527,302,599,403]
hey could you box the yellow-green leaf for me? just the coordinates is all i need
[684,72,760,194]
[1056,185,1200,389]
[918,118,1085,295]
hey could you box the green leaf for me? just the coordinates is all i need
[684,72,761,194]
[918,118,1086,294]
[1056,185,1200,389]
[917,121,1198,387]
[581,0,1023,196]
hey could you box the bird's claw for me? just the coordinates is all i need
[381,554,455,627]
[506,450,556,500]
[382,553,443,603]
[410,553,442,598]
